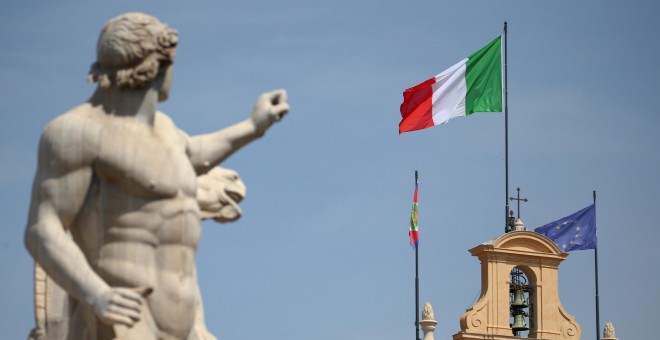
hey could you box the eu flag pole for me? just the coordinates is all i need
[534,193,600,339]
[593,191,601,340]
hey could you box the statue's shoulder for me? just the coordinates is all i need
[155,110,189,139]
[155,111,177,129]
[39,103,102,167]
[43,103,103,136]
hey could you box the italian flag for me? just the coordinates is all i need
[399,36,503,134]
[409,178,419,249]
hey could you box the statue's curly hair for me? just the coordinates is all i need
[87,13,178,89]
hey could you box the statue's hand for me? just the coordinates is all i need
[93,287,150,326]
[251,89,289,137]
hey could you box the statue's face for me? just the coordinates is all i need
[158,63,174,102]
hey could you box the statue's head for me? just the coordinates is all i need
[88,13,178,97]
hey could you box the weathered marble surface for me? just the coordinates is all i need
[25,12,287,340]
[420,302,438,340]
[603,321,618,340]
[422,302,435,321]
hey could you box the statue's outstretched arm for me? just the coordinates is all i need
[24,118,143,328]
[186,89,289,174]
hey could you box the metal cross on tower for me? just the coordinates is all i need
[508,187,528,219]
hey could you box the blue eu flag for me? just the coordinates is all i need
[534,204,597,252]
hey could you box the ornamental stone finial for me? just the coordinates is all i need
[420,302,437,340]
[603,321,617,339]
[513,218,526,231]
[422,302,434,321]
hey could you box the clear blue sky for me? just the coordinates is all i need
[1,1,658,339]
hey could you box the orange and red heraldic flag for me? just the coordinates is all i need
[409,178,419,249]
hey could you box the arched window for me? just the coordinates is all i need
[510,267,534,338]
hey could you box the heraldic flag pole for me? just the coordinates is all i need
[408,171,421,340]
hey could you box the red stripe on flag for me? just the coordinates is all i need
[409,230,419,248]
[399,78,435,134]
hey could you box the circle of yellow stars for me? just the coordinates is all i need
[556,221,582,250]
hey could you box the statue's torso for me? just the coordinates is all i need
[71,109,201,338]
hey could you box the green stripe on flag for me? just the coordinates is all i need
[465,36,502,115]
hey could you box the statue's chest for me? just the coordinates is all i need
[95,120,196,199]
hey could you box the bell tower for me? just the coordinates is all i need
[452,224,581,339]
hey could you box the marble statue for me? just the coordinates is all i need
[24,12,288,340]
[28,167,246,340]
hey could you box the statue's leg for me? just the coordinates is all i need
[66,300,96,340]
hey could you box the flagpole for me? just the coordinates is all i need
[503,22,510,232]
[593,190,601,340]
[415,171,420,340]
[415,241,420,340]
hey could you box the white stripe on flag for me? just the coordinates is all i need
[431,58,467,125]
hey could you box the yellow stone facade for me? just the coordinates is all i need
[453,231,581,339]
